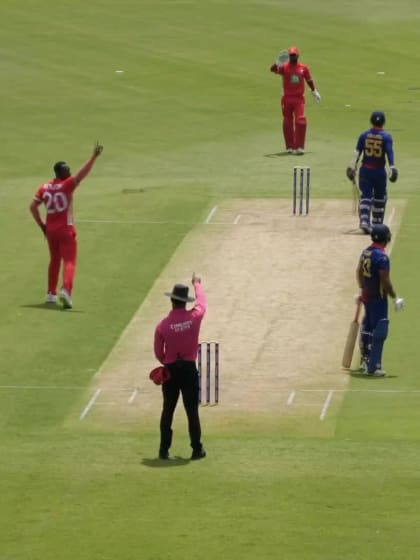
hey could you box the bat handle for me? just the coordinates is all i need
[354,300,362,322]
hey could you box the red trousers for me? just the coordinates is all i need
[281,96,307,150]
[46,226,77,295]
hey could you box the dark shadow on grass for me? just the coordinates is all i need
[121,188,145,194]
[264,151,314,158]
[20,304,84,313]
[348,370,398,380]
[142,457,190,468]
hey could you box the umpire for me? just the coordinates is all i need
[154,273,207,460]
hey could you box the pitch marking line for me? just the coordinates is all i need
[80,389,102,420]
[320,390,334,421]
[287,390,296,405]
[128,388,138,404]
[388,207,396,228]
[1,385,417,422]
[77,214,336,226]
[2,385,420,396]
[204,206,218,224]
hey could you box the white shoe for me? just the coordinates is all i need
[358,358,368,373]
[360,221,371,234]
[367,369,386,377]
[286,148,293,154]
[45,293,57,304]
[58,289,73,309]
[295,147,305,155]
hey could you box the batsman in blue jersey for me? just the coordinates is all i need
[346,111,398,234]
[356,224,404,376]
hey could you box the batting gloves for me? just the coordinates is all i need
[394,297,404,312]
[389,166,398,183]
[346,167,356,182]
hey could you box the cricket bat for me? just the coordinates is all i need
[342,301,362,369]
[351,177,359,216]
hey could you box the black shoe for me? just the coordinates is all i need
[158,450,169,460]
[191,448,207,461]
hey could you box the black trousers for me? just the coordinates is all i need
[160,360,202,453]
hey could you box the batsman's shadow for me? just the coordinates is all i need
[348,370,398,380]
[342,228,368,236]
[20,304,84,313]
[142,457,190,468]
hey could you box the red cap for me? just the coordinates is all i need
[288,46,299,55]
[149,366,171,385]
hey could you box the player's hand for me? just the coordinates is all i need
[270,63,278,73]
[354,289,362,304]
[93,142,104,157]
[394,297,404,312]
[40,223,46,236]
[312,90,321,103]
[346,167,356,182]
[192,272,201,284]
[389,166,398,183]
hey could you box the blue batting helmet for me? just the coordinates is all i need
[370,111,386,127]
[371,224,391,244]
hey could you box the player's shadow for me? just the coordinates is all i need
[264,152,314,158]
[142,457,191,468]
[264,152,292,158]
[20,304,84,313]
[347,370,398,379]
[342,228,369,236]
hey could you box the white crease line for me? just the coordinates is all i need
[128,388,138,404]
[320,390,334,421]
[287,390,296,405]
[234,214,241,225]
[387,207,396,228]
[2,385,420,395]
[386,208,397,254]
[79,219,193,225]
[80,388,102,420]
[0,385,87,390]
[204,206,218,224]
[78,215,333,226]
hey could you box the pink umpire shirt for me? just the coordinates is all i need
[154,282,207,365]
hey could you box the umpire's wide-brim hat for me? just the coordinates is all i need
[165,283,195,302]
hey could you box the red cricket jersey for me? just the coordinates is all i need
[276,62,313,97]
[34,177,78,232]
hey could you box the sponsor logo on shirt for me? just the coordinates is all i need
[170,320,193,332]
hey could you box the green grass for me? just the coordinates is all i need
[2,433,420,559]
[2,0,420,558]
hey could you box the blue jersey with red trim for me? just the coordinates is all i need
[356,127,394,169]
[359,243,390,302]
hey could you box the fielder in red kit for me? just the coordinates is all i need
[270,46,321,154]
[30,142,103,309]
